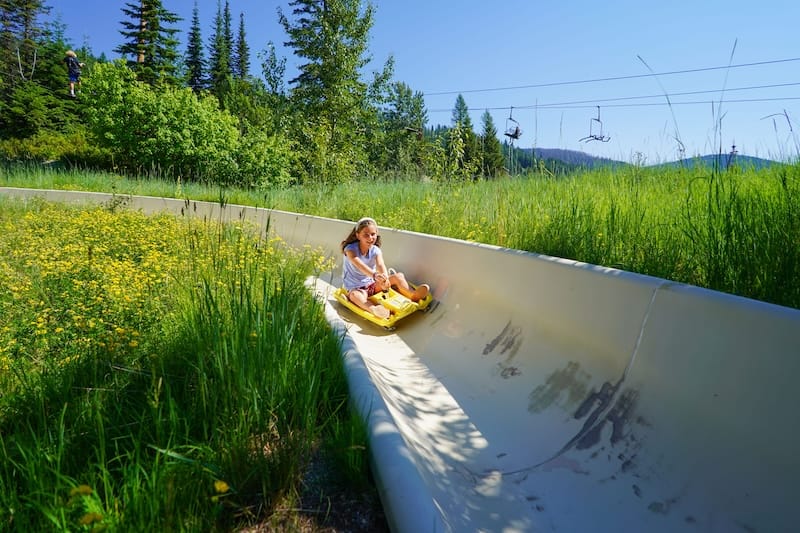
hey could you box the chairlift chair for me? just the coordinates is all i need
[504,107,523,142]
[579,106,611,143]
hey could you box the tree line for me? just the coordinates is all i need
[0,0,550,186]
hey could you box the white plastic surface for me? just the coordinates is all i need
[3,188,799,533]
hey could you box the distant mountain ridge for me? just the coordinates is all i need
[528,148,625,167]
[652,154,783,171]
[521,148,783,170]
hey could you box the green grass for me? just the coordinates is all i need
[4,161,798,309]
[2,159,798,530]
[0,198,372,531]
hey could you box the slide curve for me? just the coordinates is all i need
[2,188,799,533]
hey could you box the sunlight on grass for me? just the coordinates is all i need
[0,198,368,531]
[3,160,799,309]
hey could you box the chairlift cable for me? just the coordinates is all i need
[425,57,800,96]
[428,95,800,114]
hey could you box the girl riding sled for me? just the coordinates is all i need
[341,217,430,319]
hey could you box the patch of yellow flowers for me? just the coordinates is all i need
[0,200,333,390]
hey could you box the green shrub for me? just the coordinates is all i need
[235,131,295,189]
[83,62,251,184]
[0,81,73,139]
[0,127,111,168]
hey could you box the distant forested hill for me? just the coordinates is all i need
[650,154,784,170]
[508,147,783,174]
[506,147,628,175]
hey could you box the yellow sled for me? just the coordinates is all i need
[334,284,433,330]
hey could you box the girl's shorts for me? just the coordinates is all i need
[351,282,378,297]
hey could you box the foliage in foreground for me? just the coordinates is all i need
[0,198,369,531]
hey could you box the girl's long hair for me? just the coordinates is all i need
[341,217,382,253]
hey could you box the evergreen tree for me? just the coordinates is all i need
[451,94,473,132]
[207,0,231,94]
[185,1,205,91]
[0,2,86,139]
[116,0,182,85]
[379,81,428,172]
[223,1,233,66]
[425,124,449,141]
[384,82,427,136]
[0,0,50,88]
[278,0,380,182]
[480,110,505,178]
[232,12,249,79]
[447,93,479,178]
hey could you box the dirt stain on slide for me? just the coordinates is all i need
[484,321,524,379]
[507,364,647,476]
[527,361,591,413]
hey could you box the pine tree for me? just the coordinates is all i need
[207,0,231,94]
[223,1,233,66]
[278,0,380,182]
[0,1,83,139]
[384,82,427,133]
[447,94,479,178]
[116,0,182,85]
[280,0,372,112]
[379,81,428,171]
[0,0,50,87]
[185,1,205,91]
[480,110,505,178]
[232,12,249,79]
[451,94,473,132]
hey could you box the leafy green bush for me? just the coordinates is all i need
[83,61,236,180]
[235,131,295,188]
[82,61,293,187]
[0,127,111,168]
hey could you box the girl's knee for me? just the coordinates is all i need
[390,272,407,285]
[348,289,366,304]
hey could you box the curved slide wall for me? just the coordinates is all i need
[2,188,799,532]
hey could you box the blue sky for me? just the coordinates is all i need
[50,0,800,163]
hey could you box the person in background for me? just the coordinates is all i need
[63,50,84,97]
[341,217,430,319]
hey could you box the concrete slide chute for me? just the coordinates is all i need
[2,188,799,532]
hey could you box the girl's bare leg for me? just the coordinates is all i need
[348,289,390,319]
[389,272,429,302]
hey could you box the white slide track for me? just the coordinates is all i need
[3,188,799,532]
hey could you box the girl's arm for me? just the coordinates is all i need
[345,249,388,289]
[345,249,378,277]
[372,254,389,290]
[374,254,388,278]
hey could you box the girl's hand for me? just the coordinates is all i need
[373,273,390,291]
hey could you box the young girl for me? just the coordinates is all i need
[341,217,430,319]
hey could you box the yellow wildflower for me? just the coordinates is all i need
[78,512,103,526]
[213,480,230,494]
[70,484,93,497]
